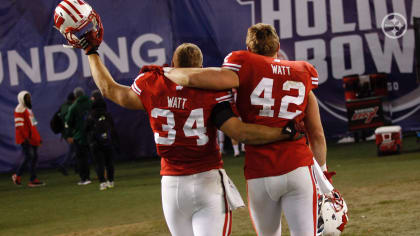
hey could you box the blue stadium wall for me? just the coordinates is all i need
[0,0,419,172]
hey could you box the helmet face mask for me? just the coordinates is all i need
[54,0,102,48]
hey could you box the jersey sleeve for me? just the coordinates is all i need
[222,51,246,74]
[214,90,233,104]
[210,91,237,128]
[305,62,319,90]
[130,73,147,98]
[131,72,156,109]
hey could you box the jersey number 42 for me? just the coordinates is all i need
[251,78,305,119]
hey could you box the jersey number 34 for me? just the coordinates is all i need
[151,108,208,146]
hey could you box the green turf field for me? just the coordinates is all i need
[1,137,419,236]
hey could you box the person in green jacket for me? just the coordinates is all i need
[65,87,92,185]
[55,92,77,176]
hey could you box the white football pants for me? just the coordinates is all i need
[247,166,317,236]
[161,169,232,236]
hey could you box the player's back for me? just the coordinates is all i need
[132,70,231,176]
[223,51,318,179]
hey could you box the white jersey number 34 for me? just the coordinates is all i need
[151,108,209,146]
[250,78,305,119]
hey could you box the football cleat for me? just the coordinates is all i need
[77,179,92,185]
[99,182,107,191]
[107,181,114,188]
[28,179,45,187]
[12,174,21,185]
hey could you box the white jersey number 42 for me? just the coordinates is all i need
[250,78,305,119]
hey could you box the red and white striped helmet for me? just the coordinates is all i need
[54,0,102,48]
[317,190,349,236]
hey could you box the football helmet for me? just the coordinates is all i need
[54,0,103,49]
[317,190,349,236]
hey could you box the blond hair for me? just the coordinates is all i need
[173,43,203,68]
[246,23,279,57]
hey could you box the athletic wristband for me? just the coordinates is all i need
[85,49,98,55]
[282,120,297,140]
[321,163,327,172]
[211,101,236,128]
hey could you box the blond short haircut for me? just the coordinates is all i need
[246,23,280,57]
[173,43,203,68]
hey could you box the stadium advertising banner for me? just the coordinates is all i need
[345,98,385,131]
[0,0,419,172]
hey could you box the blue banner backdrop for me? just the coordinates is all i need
[0,0,419,172]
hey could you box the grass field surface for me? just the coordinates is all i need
[1,137,419,236]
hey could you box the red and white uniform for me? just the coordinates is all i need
[131,70,233,176]
[223,51,317,179]
[14,91,41,146]
[223,51,319,235]
[131,69,234,236]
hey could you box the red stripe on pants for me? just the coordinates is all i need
[309,166,317,236]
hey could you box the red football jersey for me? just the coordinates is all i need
[223,50,319,179]
[131,70,232,176]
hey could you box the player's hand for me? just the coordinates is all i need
[80,31,102,55]
[323,170,336,184]
[140,65,164,74]
[79,11,103,55]
[282,120,305,141]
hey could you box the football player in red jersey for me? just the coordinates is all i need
[165,24,330,236]
[77,32,301,235]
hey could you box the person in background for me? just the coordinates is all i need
[65,87,92,185]
[217,130,245,157]
[85,90,118,190]
[56,92,77,175]
[231,138,245,158]
[12,91,45,187]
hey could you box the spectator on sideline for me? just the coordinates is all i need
[65,87,92,185]
[12,91,45,187]
[217,130,245,157]
[231,137,245,158]
[85,90,118,190]
[55,92,77,175]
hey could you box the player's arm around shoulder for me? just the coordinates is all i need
[211,101,299,145]
[88,54,144,110]
[219,118,281,145]
[220,118,302,145]
[165,67,239,90]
